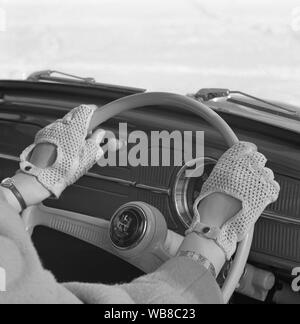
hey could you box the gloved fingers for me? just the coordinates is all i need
[219,142,257,165]
[103,138,125,153]
[89,129,106,146]
[253,167,280,203]
[271,180,281,201]
[88,129,124,155]
[266,175,281,202]
[231,142,258,157]
[35,106,98,156]
[74,105,98,134]
[262,167,275,180]
[62,105,97,125]
[260,167,280,192]
[61,105,98,139]
[78,131,124,179]
[77,142,103,177]
[251,152,268,168]
[89,128,125,154]
[85,129,106,163]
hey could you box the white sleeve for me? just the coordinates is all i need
[0,197,81,304]
[0,195,223,305]
[65,257,223,304]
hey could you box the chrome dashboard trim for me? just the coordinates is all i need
[172,157,217,228]
[1,152,300,226]
[0,153,170,195]
[261,211,300,226]
[0,153,20,162]
[135,183,170,195]
[86,172,135,187]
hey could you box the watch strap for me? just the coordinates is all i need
[1,178,27,211]
[185,221,221,240]
[178,251,217,278]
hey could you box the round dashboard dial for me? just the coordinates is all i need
[172,158,216,229]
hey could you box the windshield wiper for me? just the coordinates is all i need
[26,70,146,94]
[27,70,97,85]
[191,88,300,118]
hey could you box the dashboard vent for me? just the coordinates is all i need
[267,174,300,220]
[253,217,300,263]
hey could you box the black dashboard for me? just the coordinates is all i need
[0,80,300,280]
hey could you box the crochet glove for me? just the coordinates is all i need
[19,105,103,198]
[187,142,280,260]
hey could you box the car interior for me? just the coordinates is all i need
[0,75,299,304]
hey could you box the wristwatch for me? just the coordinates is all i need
[178,251,217,278]
[1,178,27,211]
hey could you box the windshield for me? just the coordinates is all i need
[1,0,300,107]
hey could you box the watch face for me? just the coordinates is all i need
[1,178,13,188]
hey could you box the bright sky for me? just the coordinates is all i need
[0,0,300,105]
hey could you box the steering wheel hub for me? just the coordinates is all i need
[110,206,147,250]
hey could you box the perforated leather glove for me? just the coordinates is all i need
[187,142,280,260]
[19,105,104,198]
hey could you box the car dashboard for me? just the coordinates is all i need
[0,80,299,302]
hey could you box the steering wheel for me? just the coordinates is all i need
[30,92,254,303]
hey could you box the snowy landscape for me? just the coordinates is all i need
[0,0,300,106]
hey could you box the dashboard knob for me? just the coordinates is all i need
[110,205,147,250]
[109,202,184,273]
